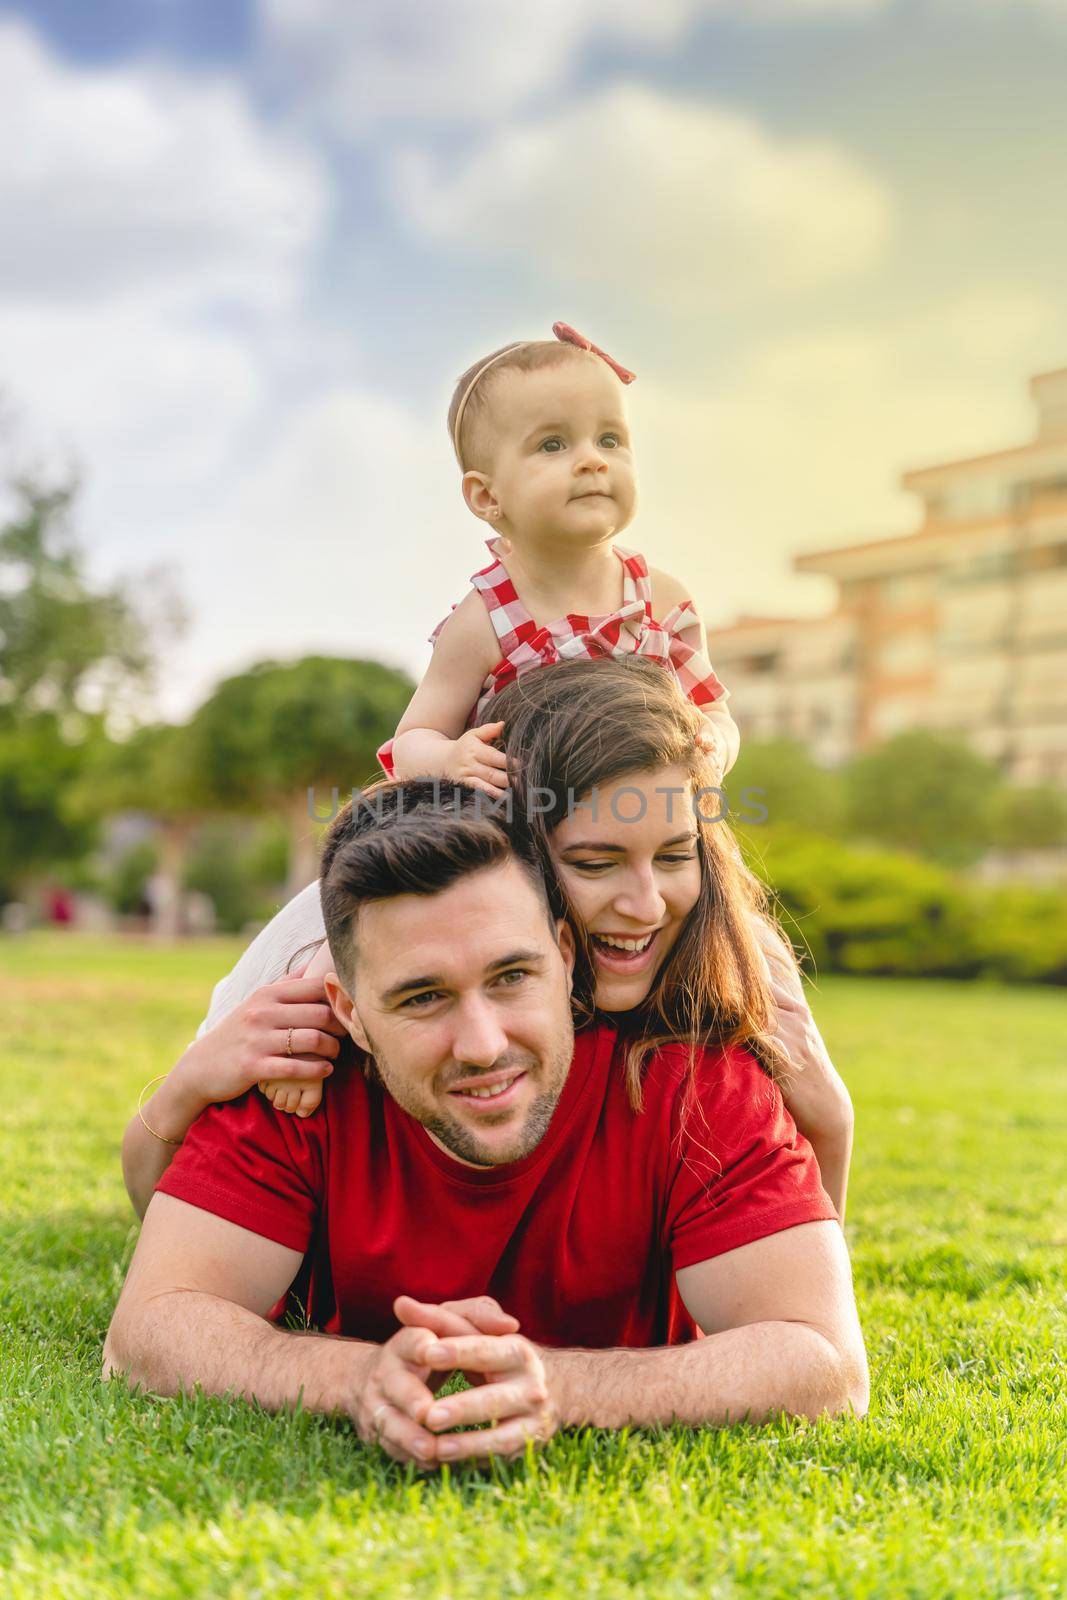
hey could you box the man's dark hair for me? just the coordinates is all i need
[320,779,550,985]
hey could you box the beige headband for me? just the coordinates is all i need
[451,322,636,469]
[451,341,529,468]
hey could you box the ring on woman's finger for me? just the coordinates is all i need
[285,1027,294,1058]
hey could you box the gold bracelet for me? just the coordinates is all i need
[137,1073,183,1146]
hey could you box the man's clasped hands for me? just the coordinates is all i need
[361,1293,557,1466]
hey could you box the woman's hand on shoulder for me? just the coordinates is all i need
[756,923,853,1143]
[177,963,346,1111]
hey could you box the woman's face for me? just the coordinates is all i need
[548,764,702,1013]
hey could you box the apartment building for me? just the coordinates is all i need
[712,365,1067,784]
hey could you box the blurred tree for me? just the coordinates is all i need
[0,477,156,723]
[727,738,845,834]
[988,783,1067,852]
[0,712,107,902]
[189,656,414,894]
[85,720,205,935]
[0,474,170,901]
[844,730,1002,867]
[183,816,289,933]
[105,837,158,919]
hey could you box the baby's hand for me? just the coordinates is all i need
[258,942,339,1117]
[442,720,509,800]
[695,722,726,784]
[259,1077,325,1118]
[179,965,345,1111]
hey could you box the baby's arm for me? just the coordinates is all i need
[649,566,740,778]
[697,700,740,782]
[390,593,510,798]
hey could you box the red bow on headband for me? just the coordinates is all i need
[552,322,636,385]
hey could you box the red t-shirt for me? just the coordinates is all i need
[157,1024,836,1349]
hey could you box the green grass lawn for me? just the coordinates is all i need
[1,933,1064,1598]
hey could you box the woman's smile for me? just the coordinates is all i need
[588,927,664,976]
[550,765,702,1012]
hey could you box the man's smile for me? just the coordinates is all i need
[447,1068,529,1111]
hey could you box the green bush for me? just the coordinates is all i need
[726,738,845,833]
[989,784,1067,851]
[740,826,1067,985]
[843,730,1001,867]
[972,884,1067,982]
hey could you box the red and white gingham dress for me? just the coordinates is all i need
[377,542,727,777]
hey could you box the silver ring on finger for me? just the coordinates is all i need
[371,1402,391,1439]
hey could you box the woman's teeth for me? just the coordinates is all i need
[594,933,654,953]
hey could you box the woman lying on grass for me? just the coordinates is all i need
[124,655,853,1221]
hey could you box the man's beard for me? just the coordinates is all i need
[422,1078,562,1167]
[364,1017,575,1168]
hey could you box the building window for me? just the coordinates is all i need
[940,550,1018,587]
[882,571,933,610]
[1027,541,1067,572]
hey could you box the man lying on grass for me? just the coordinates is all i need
[104,781,868,1466]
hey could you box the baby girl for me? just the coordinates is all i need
[379,321,738,797]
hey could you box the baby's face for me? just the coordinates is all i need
[474,356,637,545]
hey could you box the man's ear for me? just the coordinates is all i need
[324,973,370,1053]
[555,919,576,991]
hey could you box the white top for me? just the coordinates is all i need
[196,880,327,1036]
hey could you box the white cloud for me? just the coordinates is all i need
[256,0,888,133]
[964,0,1067,10]
[0,300,262,515]
[0,17,340,704]
[0,18,328,311]
[393,84,893,308]
[172,387,474,718]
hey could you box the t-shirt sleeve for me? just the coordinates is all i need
[665,1046,838,1271]
[155,1089,324,1253]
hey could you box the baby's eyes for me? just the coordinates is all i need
[539,434,621,453]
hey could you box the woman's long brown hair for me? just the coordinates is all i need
[491,656,792,1112]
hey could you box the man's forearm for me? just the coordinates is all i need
[545,1320,869,1430]
[103,1289,371,1419]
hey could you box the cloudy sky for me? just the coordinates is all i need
[3,0,1067,716]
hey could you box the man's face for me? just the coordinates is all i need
[327,861,576,1168]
